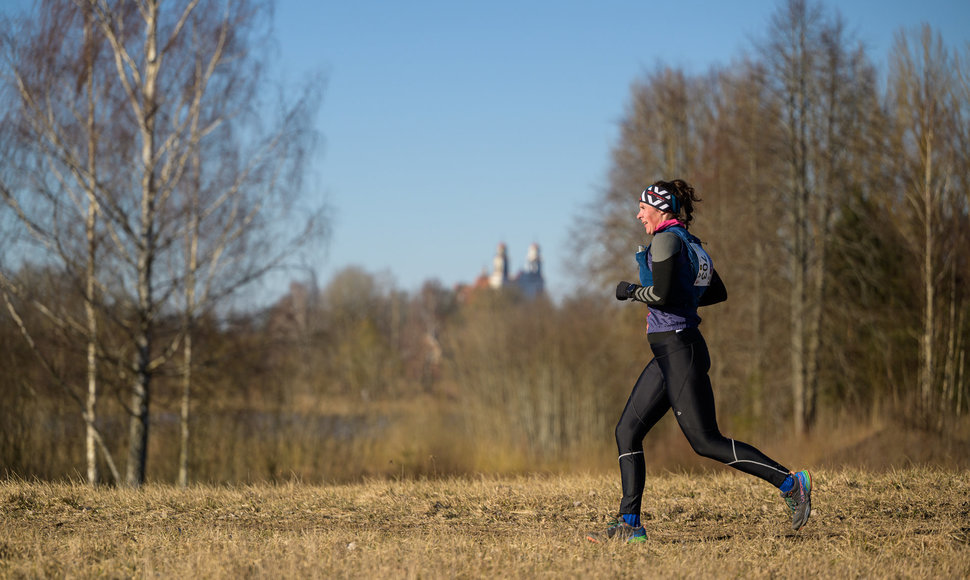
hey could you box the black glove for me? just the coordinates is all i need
[616,281,640,301]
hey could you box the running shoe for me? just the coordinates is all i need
[586,516,647,544]
[782,470,812,530]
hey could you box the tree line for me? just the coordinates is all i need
[572,0,969,436]
[1,0,968,485]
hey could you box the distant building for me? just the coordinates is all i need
[458,242,545,301]
[489,242,510,289]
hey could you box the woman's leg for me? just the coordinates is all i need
[615,359,670,515]
[653,330,790,487]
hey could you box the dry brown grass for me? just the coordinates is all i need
[2,467,969,579]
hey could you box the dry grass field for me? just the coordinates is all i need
[2,467,969,578]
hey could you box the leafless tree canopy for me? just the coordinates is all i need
[0,0,325,486]
[1,0,967,484]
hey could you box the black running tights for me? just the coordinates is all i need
[615,327,790,515]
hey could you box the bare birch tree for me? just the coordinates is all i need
[951,43,970,420]
[762,0,873,435]
[0,0,123,485]
[698,61,789,428]
[0,0,324,487]
[170,19,323,486]
[81,2,102,486]
[91,0,323,487]
[888,25,964,425]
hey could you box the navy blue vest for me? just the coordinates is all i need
[636,225,713,332]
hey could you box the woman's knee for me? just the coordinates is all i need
[684,430,728,460]
[615,419,641,449]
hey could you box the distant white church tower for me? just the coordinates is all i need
[489,242,509,289]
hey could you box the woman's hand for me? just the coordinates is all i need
[616,281,641,301]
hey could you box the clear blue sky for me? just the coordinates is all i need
[273,0,969,301]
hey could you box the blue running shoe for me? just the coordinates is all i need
[782,470,813,530]
[586,516,647,544]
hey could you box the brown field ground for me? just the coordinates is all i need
[2,467,969,578]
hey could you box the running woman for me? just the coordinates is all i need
[586,179,812,544]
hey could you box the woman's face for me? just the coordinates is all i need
[637,202,667,235]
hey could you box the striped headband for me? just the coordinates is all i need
[640,184,679,213]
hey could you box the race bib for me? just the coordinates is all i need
[690,242,712,287]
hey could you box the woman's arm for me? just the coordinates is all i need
[698,269,726,306]
[621,232,680,305]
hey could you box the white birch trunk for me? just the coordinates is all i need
[84,5,99,486]
[179,153,200,489]
[919,129,936,417]
[126,0,160,488]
